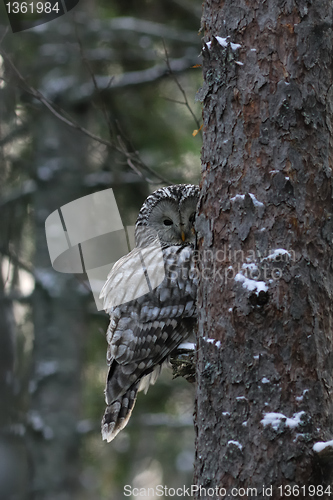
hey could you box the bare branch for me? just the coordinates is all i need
[0,48,172,185]
[72,54,200,101]
[106,17,199,43]
[169,0,202,19]
[74,28,162,184]
[0,245,35,277]
[162,41,202,138]
[74,25,116,143]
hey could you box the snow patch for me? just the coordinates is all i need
[296,389,309,402]
[265,249,291,260]
[235,273,268,294]
[231,194,245,202]
[313,440,333,453]
[203,337,221,348]
[261,377,270,384]
[215,36,228,47]
[178,342,195,350]
[242,262,258,273]
[231,193,264,208]
[249,193,264,208]
[206,37,241,51]
[228,440,243,450]
[261,411,305,431]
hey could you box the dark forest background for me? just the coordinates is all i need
[0,1,203,498]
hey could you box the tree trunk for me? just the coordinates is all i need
[194,1,333,497]
[27,112,89,500]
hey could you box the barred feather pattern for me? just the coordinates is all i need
[101,185,199,442]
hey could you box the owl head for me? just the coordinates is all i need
[135,184,200,247]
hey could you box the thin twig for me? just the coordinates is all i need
[0,245,35,277]
[0,27,9,46]
[75,24,116,143]
[0,47,172,185]
[162,40,202,138]
[74,30,189,185]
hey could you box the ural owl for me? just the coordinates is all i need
[100,184,199,442]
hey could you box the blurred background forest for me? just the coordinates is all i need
[0,0,203,498]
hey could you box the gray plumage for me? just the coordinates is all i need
[100,184,199,442]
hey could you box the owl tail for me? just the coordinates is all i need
[101,382,139,442]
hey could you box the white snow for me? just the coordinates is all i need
[203,337,221,348]
[228,307,233,312]
[313,440,333,453]
[261,377,270,384]
[242,262,258,272]
[206,36,227,49]
[231,194,245,202]
[235,273,268,294]
[249,193,265,208]
[261,411,305,431]
[266,249,291,260]
[216,36,228,47]
[178,342,195,350]
[222,412,230,416]
[235,61,243,66]
[230,193,264,208]
[228,440,243,450]
[253,355,260,360]
[296,389,308,402]
[206,37,241,50]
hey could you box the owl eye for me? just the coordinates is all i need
[163,219,173,226]
[189,212,196,224]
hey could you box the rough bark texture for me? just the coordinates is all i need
[195,1,333,497]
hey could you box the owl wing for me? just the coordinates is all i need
[100,244,197,442]
[100,243,165,311]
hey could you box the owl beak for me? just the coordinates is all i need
[181,231,186,242]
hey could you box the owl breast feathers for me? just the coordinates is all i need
[100,184,199,442]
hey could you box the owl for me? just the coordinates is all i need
[100,184,199,442]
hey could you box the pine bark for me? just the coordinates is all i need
[195,1,333,497]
